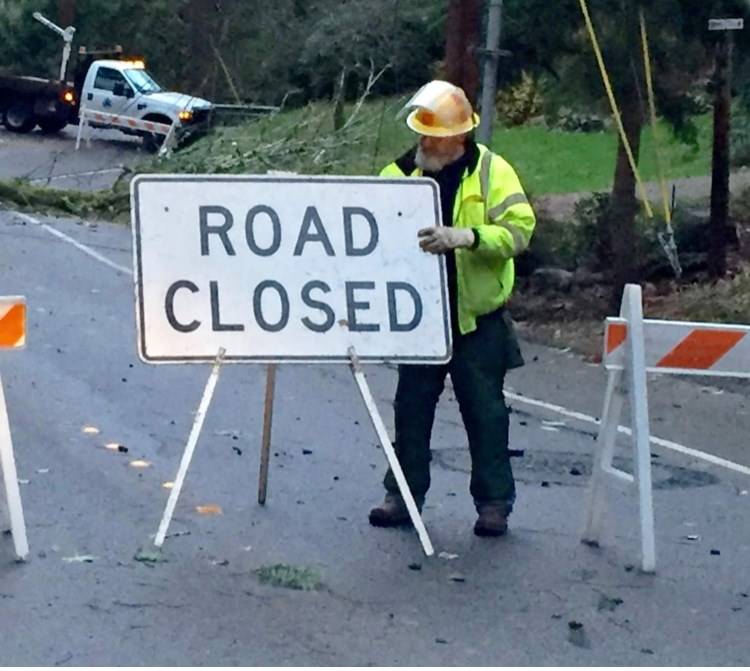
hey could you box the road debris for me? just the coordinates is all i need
[438,551,459,560]
[196,504,223,515]
[255,564,321,591]
[597,594,624,612]
[62,555,97,563]
[134,548,167,564]
[567,621,590,648]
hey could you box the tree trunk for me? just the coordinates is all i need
[58,0,76,27]
[709,34,733,278]
[183,0,221,97]
[444,0,481,105]
[607,91,643,308]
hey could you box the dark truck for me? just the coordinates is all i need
[0,71,77,133]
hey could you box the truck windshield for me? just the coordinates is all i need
[124,69,162,93]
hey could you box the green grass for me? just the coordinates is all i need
[493,116,712,195]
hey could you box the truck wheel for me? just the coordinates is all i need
[37,118,68,134]
[3,102,36,133]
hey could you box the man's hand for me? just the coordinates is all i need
[418,227,475,254]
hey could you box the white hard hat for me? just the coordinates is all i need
[399,80,480,137]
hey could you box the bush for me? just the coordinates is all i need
[495,72,543,127]
[548,107,607,133]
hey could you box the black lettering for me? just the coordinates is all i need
[294,206,335,256]
[253,280,290,332]
[199,206,235,256]
[210,281,244,332]
[346,281,379,332]
[387,282,423,332]
[301,280,335,332]
[245,205,281,256]
[343,206,379,256]
[164,280,200,333]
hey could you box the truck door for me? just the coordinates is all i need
[85,66,137,117]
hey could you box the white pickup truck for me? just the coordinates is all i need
[0,13,213,145]
[77,57,213,146]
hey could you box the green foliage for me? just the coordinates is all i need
[495,72,543,127]
[548,108,606,133]
[731,103,750,167]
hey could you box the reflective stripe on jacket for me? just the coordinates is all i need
[380,143,536,335]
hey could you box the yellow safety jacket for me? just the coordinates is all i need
[380,143,536,335]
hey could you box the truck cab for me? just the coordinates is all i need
[80,59,213,139]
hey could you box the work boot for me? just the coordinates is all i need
[368,493,419,527]
[473,502,509,537]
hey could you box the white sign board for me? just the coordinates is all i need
[709,18,744,30]
[131,175,451,364]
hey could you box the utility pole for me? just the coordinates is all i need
[708,17,743,278]
[477,0,504,146]
[444,0,481,105]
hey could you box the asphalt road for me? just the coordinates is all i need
[0,127,749,666]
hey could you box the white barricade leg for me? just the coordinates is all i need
[348,347,434,557]
[622,285,656,573]
[582,369,624,545]
[75,111,87,151]
[154,348,225,548]
[158,122,179,158]
[257,363,277,505]
[0,373,29,560]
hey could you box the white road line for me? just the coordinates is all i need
[506,390,750,477]
[12,211,132,276]
[28,167,125,184]
[7,208,750,479]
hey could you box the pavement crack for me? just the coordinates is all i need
[112,600,184,610]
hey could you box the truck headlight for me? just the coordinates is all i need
[179,110,194,122]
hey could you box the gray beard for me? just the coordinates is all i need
[415,146,455,172]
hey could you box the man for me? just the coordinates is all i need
[370,80,536,536]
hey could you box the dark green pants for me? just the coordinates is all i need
[384,308,523,511]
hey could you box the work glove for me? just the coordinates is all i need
[418,227,476,254]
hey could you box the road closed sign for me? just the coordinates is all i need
[131,175,451,364]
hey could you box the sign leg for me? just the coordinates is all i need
[257,363,277,505]
[582,369,624,546]
[0,373,28,560]
[154,348,225,548]
[348,347,434,557]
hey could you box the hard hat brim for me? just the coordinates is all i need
[406,110,480,137]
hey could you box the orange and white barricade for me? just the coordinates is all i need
[75,107,178,156]
[0,297,28,560]
[582,284,750,572]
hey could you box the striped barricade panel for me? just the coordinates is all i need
[84,109,172,135]
[0,297,26,349]
[604,317,750,377]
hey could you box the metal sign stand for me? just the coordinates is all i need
[155,347,434,556]
[154,348,226,548]
[581,284,656,573]
[347,348,434,556]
